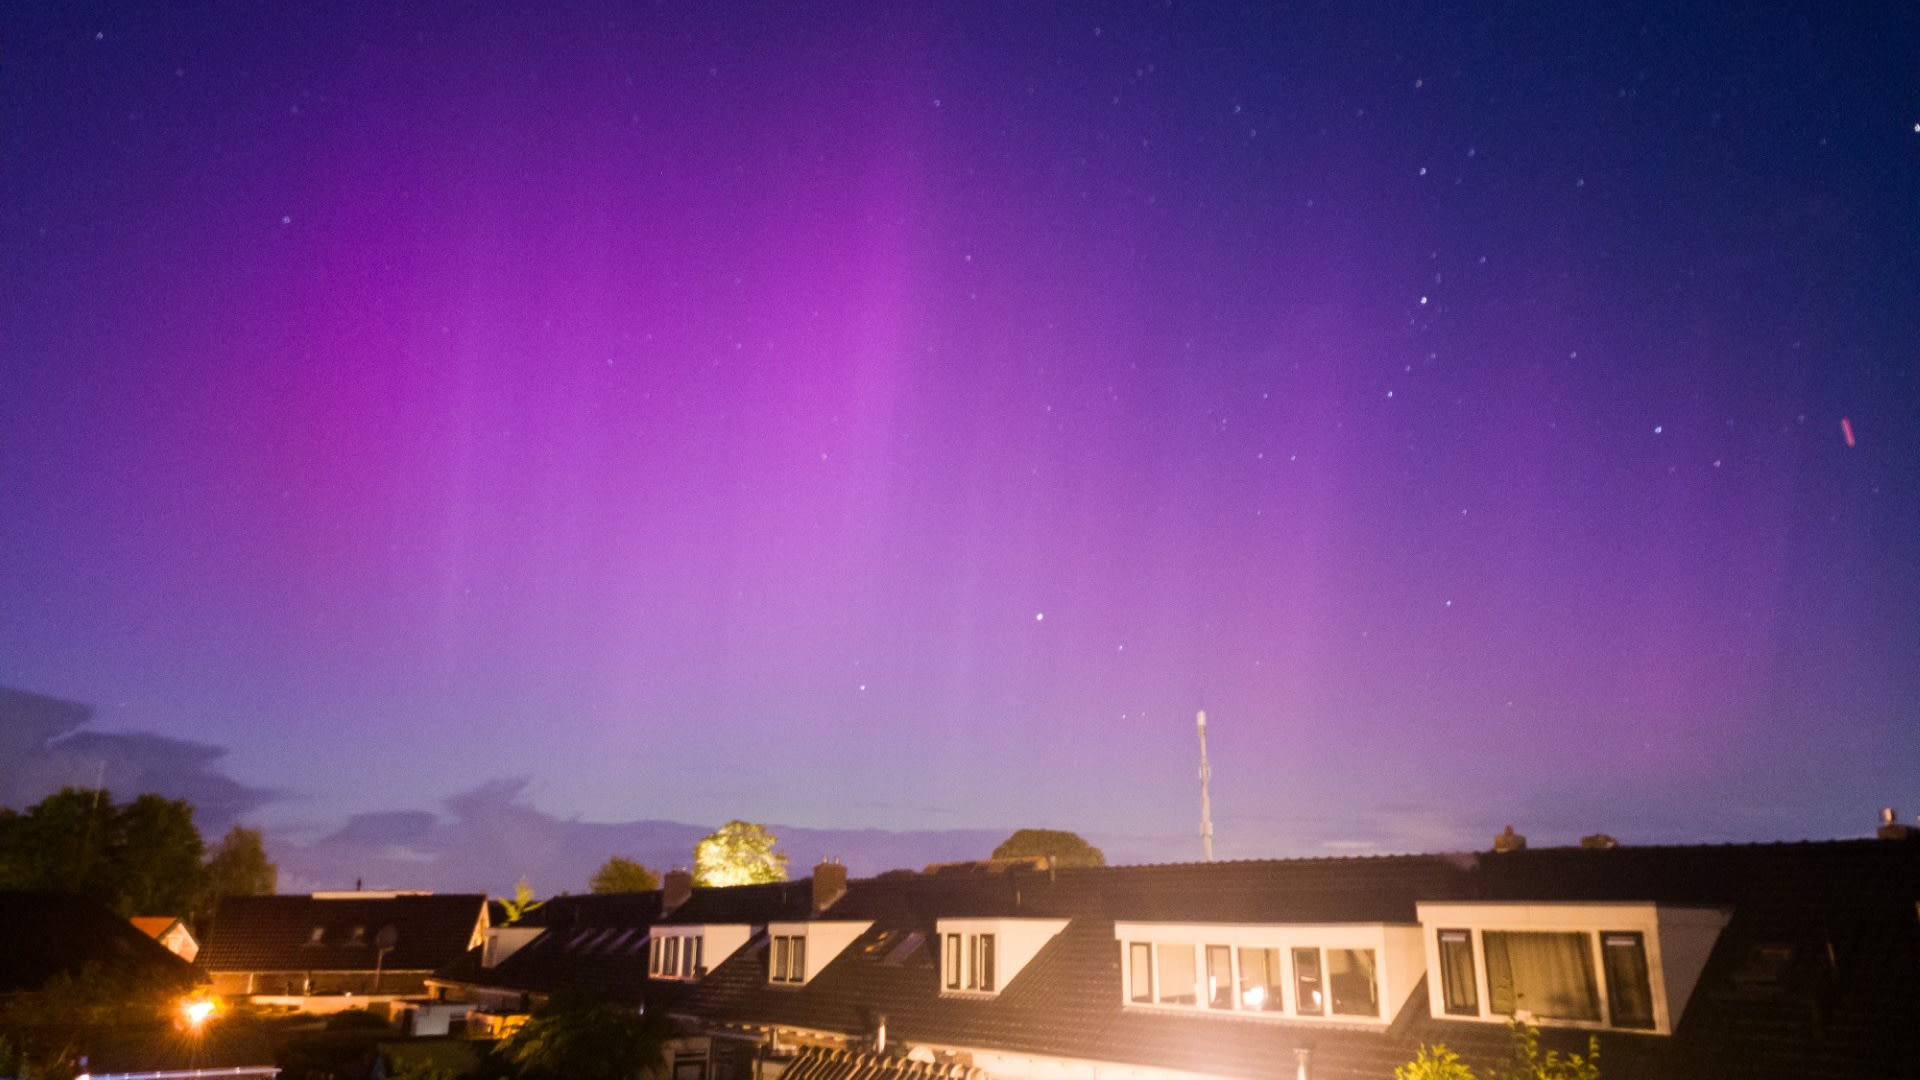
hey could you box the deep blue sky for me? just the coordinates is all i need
[3,2,1917,862]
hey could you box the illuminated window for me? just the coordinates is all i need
[1238,947,1282,1012]
[945,934,961,989]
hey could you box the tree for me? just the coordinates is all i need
[692,820,788,886]
[496,994,671,1080]
[992,828,1106,867]
[1492,1020,1601,1080]
[1397,1044,1478,1080]
[0,788,206,917]
[1394,1022,1602,1080]
[589,856,658,894]
[205,825,278,901]
[499,877,545,924]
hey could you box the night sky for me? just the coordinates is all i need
[4,2,1917,862]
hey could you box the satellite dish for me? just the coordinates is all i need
[375,925,399,950]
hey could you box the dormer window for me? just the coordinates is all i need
[937,918,1066,997]
[1115,922,1417,1025]
[1416,902,1729,1035]
[766,920,871,986]
[650,924,751,981]
[651,931,698,979]
[771,934,806,983]
[944,931,996,991]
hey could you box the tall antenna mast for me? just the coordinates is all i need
[1196,710,1214,862]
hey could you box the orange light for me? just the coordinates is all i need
[181,996,217,1029]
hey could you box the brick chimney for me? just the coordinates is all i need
[812,858,848,913]
[663,868,694,913]
[1493,825,1527,853]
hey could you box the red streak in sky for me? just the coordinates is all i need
[1841,417,1856,447]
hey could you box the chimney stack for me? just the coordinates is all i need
[1579,833,1618,850]
[663,868,694,913]
[812,858,848,912]
[1878,808,1912,841]
[1493,825,1527,853]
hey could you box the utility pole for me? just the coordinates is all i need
[1197,710,1215,862]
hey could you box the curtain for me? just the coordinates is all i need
[1486,931,1600,1022]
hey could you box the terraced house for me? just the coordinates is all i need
[427,829,1920,1080]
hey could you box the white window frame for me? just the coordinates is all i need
[1112,922,1422,1026]
[770,933,806,984]
[936,918,1067,997]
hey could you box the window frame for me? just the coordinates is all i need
[1413,901,1727,1036]
[1205,944,1234,1010]
[1113,923,1405,1024]
[1128,941,1154,1004]
[1601,931,1655,1030]
[1237,946,1283,1013]
[1292,946,1323,1016]
[1437,929,1479,1017]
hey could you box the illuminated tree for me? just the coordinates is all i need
[992,828,1105,867]
[589,856,658,894]
[1397,1044,1477,1080]
[692,820,788,886]
[499,877,545,924]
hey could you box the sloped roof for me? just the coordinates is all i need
[431,891,690,1009]
[130,915,189,939]
[0,891,200,993]
[198,893,486,973]
[659,879,818,925]
[675,840,1920,1080]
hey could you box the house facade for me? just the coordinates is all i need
[429,836,1920,1079]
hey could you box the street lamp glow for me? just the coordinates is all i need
[181,997,217,1029]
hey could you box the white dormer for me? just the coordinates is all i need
[936,917,1069,996]
[1112,921,1427,1026]
[649,924,752,981]
[764,919,874,985]
[1415,901,1731,1035]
